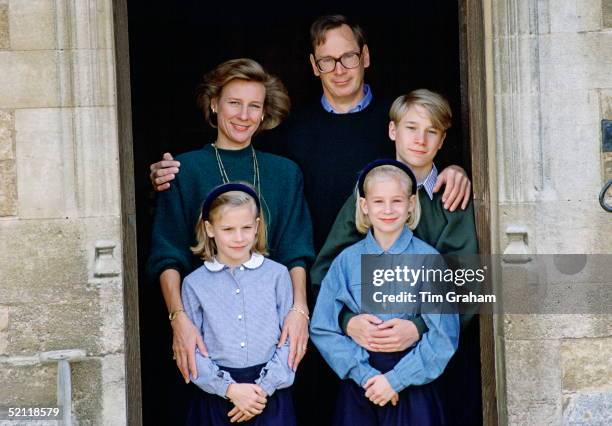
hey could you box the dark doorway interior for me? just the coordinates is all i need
[127,1,475,424]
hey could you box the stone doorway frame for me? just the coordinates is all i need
[111,0,498,424]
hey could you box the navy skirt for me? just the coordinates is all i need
[332,350,445,426]
[185,363,296,426]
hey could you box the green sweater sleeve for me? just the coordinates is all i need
[271,164,315,271]
[417,195,480,332]
[146,171,195,283]
[439,201,479,330]
[310,192,363,292]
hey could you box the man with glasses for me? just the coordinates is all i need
[271,15,470,257]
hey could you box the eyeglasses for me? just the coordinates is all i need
[314,51,362,73]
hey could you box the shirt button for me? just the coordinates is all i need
[235,289,240,294]
[238,314,243,320]
[240,342,245,348]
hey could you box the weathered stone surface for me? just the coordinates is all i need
[535,201,612,253]
[0,364,56,406]
[0,332,7,355]
[505,314,612,340]
[505,339,563,424]
[0,51,59,108]
[604,0,612,28]
[563,392,612,424]
[99,280,125,353]
[56,50,116,108]
[101,354,126,425]
[538,90,601,201]
[0,306,7,331]
[549,0,602,33]
[72,358,103,424]
[507,399,561,426]
[0,3,8,50]
[15,108,121,219]
[15,108,66,218]
[0,109,14,160]
[0,219,90,305]
[603,90,612,119]
[505,340,561,403]
[71,107,120,217]
[8,0,56,50]
[539,33,612,92]
[0,159,17,216]
[7,300,101,355]
[561,338,612,392]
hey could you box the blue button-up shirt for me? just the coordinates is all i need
[310,226,459,393]
[181,253,295,397]
[321,84,373,114]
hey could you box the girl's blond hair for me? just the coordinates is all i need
[191,190,268,261]
[355,165,421,234]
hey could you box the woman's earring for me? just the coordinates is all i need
[211,106,216,114]
[261,114,265,122]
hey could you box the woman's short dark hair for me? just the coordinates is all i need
[196,58,290,132]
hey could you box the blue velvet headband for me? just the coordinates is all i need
[201,183,261,220]
[357,159,417,197]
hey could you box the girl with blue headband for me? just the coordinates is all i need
[310,159,459,426]
[181,183,296,425]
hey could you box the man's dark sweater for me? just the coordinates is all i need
[257,97,394,252]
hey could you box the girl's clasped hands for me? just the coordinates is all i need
[364,374,399,407]
[226,383,267,423]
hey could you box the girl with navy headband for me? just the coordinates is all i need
[310,159,459,426]
[181,183,297,425]
[146,58,314,424]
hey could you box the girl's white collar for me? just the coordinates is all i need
[204,252,265,272]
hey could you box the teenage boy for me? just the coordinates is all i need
[310,89,481,425]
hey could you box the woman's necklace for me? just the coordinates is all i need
[211,143,261,196]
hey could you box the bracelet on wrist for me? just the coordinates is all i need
[290,306,310,321]
[169,309,184,321]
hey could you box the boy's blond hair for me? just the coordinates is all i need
[191,191,268,261]
[389,89,452,131]
[355,165,421,234]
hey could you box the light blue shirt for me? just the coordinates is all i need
[181,253,295,397]
[310,226,459,393]
[321,84,373,114]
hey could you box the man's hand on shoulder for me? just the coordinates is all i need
[150,152,180,192]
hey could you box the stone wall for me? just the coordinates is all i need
[0,0,125,424]
[488,0,612,424]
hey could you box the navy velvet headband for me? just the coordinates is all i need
[357,159,417,197]
[201,183,261,220]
